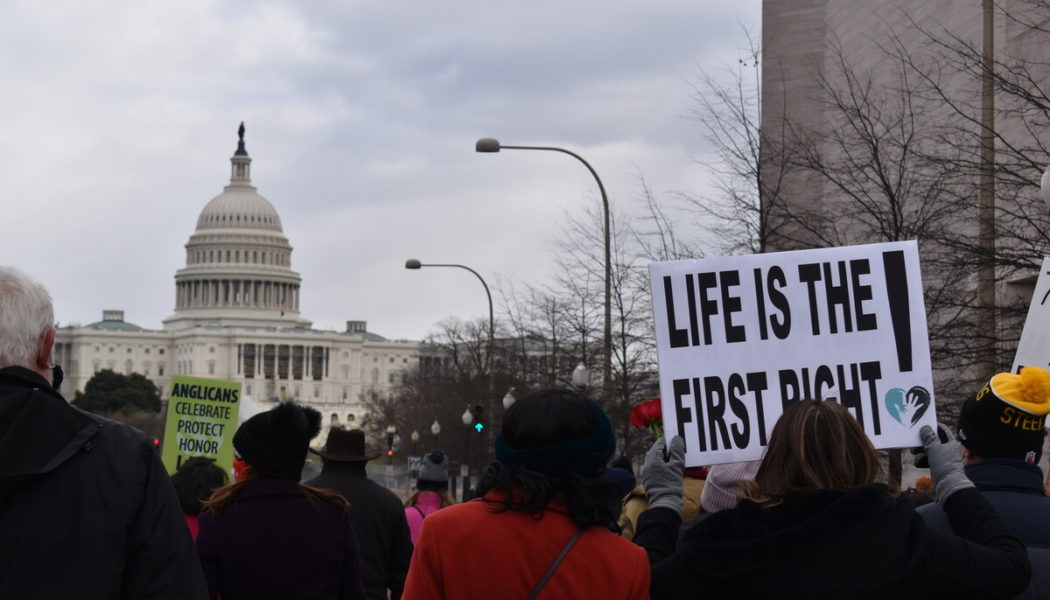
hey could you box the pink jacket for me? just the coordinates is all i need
[405,491,444,545]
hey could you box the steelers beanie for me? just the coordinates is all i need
[957,366,1050,464]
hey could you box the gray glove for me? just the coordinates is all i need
[641,436,685,517]
[920,423,975,504]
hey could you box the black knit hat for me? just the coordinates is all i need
[957,367,1050,464]
[233,402,321,479]
[416,449,449,490]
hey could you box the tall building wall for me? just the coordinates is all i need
[761,0,828,249]
[761,0,1050,399]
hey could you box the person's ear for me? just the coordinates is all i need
[36,329,55,370]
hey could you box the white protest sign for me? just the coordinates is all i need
[649,241,936,466]
[1012,257,1050,373]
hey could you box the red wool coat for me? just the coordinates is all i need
[402,490,650,599]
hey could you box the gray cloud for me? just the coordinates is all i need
[1,0,760,341]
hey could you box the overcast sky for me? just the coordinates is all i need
[1,0,760,341]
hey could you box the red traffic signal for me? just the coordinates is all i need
[387,449,394,457]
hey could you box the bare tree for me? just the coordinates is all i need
[674,32,798,255]
[550,199,660,462]
[889,4,1050,365]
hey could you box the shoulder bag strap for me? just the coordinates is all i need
[525,527,586,600]
[412,505,426,520]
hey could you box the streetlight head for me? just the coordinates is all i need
[461,405,474,426]
[405,258,422,269]
[571,362,591,387]
[502,389,516,410]
[431,419,441,436]
[411,430,420,442]
[475,137,502,153]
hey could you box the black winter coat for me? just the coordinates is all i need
[196,478,366,600]
[306,462,413,600]
[0,366,207,599]
[635,484,1030,599]
[918,460,1050,599]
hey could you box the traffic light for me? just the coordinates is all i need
[473,404,484,434]
[387,449,394,457]
[152,438,161,453]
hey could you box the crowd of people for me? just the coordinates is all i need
[3,264,1050,599]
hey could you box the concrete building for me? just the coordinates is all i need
[53,126,430,433]
[760,1,1050,395]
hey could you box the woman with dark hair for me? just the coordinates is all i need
[170,457,227,539]
[402,389,649,599]
[635,399,1031,599]
[196,402,365,600]
[404,449,454,545]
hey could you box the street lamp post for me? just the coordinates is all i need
[475,137,612,401]
[406,259,496,461]
[410,429,421,479]
[461,405,474,497]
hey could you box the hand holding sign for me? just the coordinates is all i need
[642,436,686,518]
[919,424,975,504]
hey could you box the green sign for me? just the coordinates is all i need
[161,375,242,476]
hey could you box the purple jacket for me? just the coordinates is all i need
[404,491,445,546]
[196,478,365,600]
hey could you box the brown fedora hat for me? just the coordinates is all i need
[310,428,380,462]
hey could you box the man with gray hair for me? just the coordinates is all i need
[0,266,207,599]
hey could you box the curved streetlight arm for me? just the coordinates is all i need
[405,260,497,468]
[496,145,609,212]
[475,140,613,398]
[409,263,494,347]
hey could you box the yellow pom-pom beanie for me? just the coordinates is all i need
[957,366,1050,463]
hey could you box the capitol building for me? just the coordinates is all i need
[52,126,426,430]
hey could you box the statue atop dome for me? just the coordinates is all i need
[235,121,248,157]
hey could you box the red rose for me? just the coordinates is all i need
[630,398,664,439]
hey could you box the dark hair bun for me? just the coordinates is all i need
[303,405,322,438]
[269,402,322,439]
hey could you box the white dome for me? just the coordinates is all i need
[196,186,283,232]
[165,123,311,331]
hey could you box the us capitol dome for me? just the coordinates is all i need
[165,123,310,330]
[52,124,432,433]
